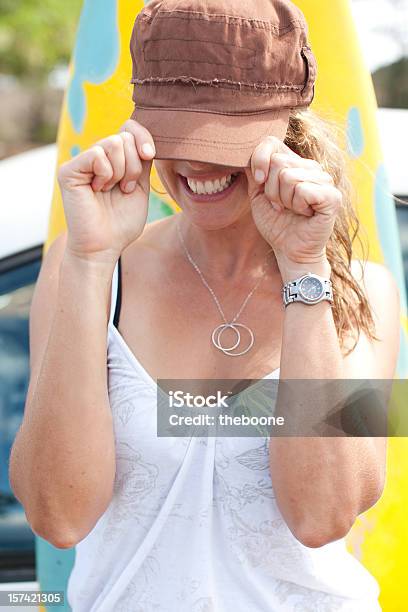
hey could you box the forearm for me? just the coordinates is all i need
[9,251,116,544]
[269,258,378,547]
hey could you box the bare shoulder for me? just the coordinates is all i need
[350,258,401,320]
[343,258,401,378]
[123,215,179,273]
[350,257,400,289]
[139,215,175,244]
[119,216,183,302]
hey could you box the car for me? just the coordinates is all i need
[376,108,408,287]
[0,144,56,594]
[0,110,407,590]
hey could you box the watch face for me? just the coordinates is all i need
[299,276,324,301]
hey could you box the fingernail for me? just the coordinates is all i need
[125,181,136,193]
[255,169,265,183]
[142,143,155,157]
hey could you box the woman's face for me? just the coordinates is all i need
[153,159,250,229]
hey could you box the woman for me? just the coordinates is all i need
[10,0,400,610]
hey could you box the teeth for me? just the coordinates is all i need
[187,174,236,195]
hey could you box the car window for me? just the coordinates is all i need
[0,248,42,582]
[395,200,408,294]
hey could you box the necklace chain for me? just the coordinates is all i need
[177,219,273,356]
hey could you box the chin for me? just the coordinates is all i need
[178,204,252,232]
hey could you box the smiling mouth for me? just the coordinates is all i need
[179,173,241,199]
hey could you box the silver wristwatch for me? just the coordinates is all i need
[282,272,333,307]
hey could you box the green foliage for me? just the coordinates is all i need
[0,0,83,81]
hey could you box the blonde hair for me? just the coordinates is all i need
[284,107,379,355]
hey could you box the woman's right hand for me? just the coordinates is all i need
[57,119,156,265]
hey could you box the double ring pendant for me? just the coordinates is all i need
[211,322,255,357]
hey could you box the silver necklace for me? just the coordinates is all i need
[177,221,273,357]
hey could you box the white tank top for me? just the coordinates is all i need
[67,258,381,611]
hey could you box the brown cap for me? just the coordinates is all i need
[129,0,317,168]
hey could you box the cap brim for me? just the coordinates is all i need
[130,107,291,168]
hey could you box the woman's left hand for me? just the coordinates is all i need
[245,136,342,267]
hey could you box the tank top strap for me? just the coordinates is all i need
[109,256,122,328]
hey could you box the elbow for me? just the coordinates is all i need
[11,489,86,549]
[26,496,108,548]
[289,473,386,549]
[24,491,113,549]
[30,517,84,549]
[292,515,356,549]
[42,534,79,550]
[360,474,385,514]
[27,504,91,549]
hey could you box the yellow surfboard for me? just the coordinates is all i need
[38,1,408,610]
